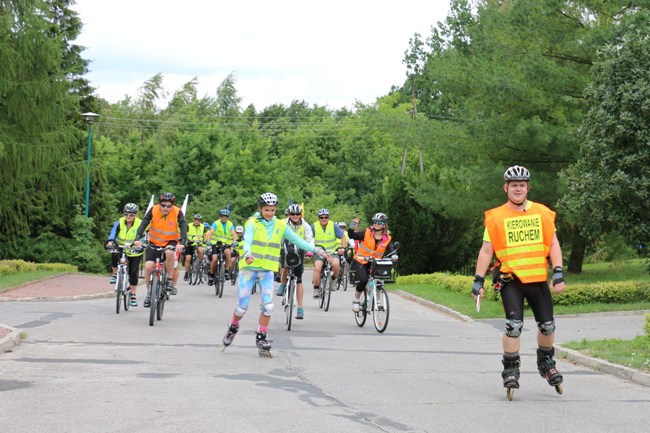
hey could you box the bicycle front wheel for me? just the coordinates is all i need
[157,283,166,321]
[354,290,367,327]
[286,279,295,331]
[323,274,332,312]
[217,262,225,298]
[190,255,199,285]
[149,274,158,326]
[372,286,390,333]
[115,271,125,314]
[231,261,239,285]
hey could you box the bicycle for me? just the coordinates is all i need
[336,248,353,292]
[353,244,399,333]
[186,241,204,286]
[230,249,240,286]
[211,242,233,297]
[106,245,140,314]
[145,244,175,326]
[318,248,334,312]
[281,243,302,331]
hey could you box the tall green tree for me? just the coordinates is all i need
[0,0,94,253]
[561,24,650,253]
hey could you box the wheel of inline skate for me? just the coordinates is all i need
[506,387,515,401]
[555,384,563,395]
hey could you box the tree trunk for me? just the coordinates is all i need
[567,228,586,273]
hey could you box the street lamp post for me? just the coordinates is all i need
[82,112,100,218]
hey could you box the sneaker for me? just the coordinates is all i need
[313,288,320,299]
[377,304,385,312]
[352,299,361,313]
[110,274,117,284]
[130,295,138,307]
[276,284,286,296]
[165,280,174,292]
[208,275,214,286]
[171,286,178,295]
[183,273,189,281]
[144,297,151,308]
[296,308,304,320]
[225,273,230,280]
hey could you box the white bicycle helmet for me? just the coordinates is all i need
[337,221,347,228]
[371,212,388,223]
[235,225,244,233]
[317,208,329,217]
[258,192,278,206]
[287,204,302,214]
[123,203,138,213]
[504,165,531,182]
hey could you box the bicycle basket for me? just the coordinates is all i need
[373,258,394,279]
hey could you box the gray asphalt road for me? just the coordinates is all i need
[0,270,648,433]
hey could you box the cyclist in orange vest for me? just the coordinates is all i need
[471,165,566,394]
[348,213,398,313]
[134,192,188,306]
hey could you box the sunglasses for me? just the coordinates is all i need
[372,221,385,226]
[289,213,301,216]
[319,216,329,220]
[160,203,172,209]
[124,212,136,217]
[220,215,229,218]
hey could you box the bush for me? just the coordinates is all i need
[0,260,77,276]
[645,314,650,340]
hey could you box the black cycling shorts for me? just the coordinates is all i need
[500,277,554,323]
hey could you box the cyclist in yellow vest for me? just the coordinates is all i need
[275,203,314,320]
[311,208,346,298]
[106,203,144,307]
[183,213,206,281]
[471,165,566,394]
[222,193,328,355]
[206,208,237,285]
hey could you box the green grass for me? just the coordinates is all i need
[0,271,62,292]
[568,258,650,283]
[563,337,650,372]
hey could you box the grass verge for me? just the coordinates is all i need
[0,271,62,292]
[563,337,650,373]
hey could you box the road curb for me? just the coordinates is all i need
[0,292,113,302]
[556,345,650,387]
[392,290,473,322]
[0,324,22,353]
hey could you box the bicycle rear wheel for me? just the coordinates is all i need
[372,286,390,333]
[122,271,130,311]
[354,290,367,327]
[323,274,332,312]
[231,260,239,285]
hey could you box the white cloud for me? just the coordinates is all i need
[73,0,448,110]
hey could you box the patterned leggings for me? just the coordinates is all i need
[236,269,275,315]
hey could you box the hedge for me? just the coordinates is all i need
[0,260,77,276]
[397,273,650,306]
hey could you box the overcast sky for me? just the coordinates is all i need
[72,0,449,111]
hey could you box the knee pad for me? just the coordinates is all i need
[235,305,248,317]
[504,319,523,338]
[537,320,556,336]
[260,302,274,317]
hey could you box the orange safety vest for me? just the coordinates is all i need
[354,228,392,264]
[484,202,556,283]
[149,205,181,246]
